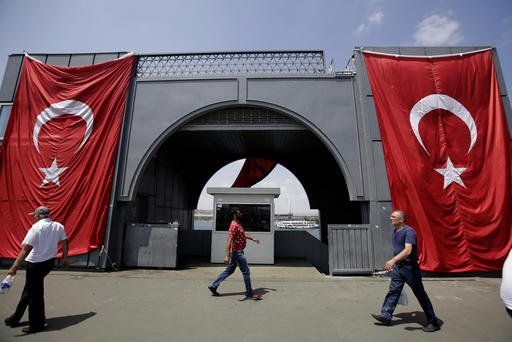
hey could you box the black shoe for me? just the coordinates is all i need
[422,323,440,332]
[208,285,220,296]
[4,316,20,327]
[371,314,391,326]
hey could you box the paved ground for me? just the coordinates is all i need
[0,259,510,342]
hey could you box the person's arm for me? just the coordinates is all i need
[224,234,233,264]
[244,232,260,244]
[8,245,33,275]
[60,239,69,267]
[384,243,413,271]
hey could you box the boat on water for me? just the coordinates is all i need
[275,220,318,229]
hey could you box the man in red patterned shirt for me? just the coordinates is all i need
[208,207,262,300]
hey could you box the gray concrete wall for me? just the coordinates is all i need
[119,76,364,202]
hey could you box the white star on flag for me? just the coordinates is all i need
[434,156,467,189]
[39,158,68,187]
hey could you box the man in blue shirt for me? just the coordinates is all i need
[371,210,441,332]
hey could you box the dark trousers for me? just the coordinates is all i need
[381,263,438,325]
[9,258,54,328]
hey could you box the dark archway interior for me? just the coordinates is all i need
[132,108,367,243]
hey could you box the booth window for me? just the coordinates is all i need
[215,203,271,232]
[0,104,12,144]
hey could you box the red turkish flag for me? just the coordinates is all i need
[232,158,277,187]
[0,55,137,258]
[364,50,512,272]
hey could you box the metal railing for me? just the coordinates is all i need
[136,51,326,78]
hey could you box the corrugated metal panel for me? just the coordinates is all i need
[328,224,374,275]
[123,223,179,268]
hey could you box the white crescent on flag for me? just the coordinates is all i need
[33,99,94,153]
[409,94,477,155]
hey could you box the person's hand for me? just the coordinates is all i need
[384,258,395,271]
[7,266,17,276]
[224,256,230,264]
[254,238,260,244]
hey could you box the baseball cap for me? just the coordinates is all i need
[30,206,50,216]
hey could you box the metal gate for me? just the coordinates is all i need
[328,224,374,275]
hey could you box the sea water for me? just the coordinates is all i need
[193,220,321,240]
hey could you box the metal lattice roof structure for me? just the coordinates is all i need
[136,51,326,77]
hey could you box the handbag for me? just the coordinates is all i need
[398,287,408,305]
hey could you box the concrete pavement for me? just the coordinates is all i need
[1,259,510,342]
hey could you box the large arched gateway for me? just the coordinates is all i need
[116,104,365,272]
[1,48,510,274]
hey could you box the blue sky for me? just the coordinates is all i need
[1,0,511,214]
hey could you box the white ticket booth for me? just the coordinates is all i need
[208,187,280,264]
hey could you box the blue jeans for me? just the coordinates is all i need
[210,250,253,297]
[381,263,438,325]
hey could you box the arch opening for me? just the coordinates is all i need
[194,159,320,237]
[123,106,368,272]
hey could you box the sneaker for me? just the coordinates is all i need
[208,285,220,296]
[250,293,262,300]
[371,313,391,326]
[422,323,440,332]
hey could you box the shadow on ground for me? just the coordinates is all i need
[45,311,96,331]
[390,311,445,331]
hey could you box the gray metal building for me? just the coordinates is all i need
[1,47,510,274]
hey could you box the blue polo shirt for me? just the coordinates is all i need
[392,225,418,263]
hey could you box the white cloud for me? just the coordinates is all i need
[369,10,383,24]
[414,14,463,45]
[355,10,383,34]
[355,23,366,34]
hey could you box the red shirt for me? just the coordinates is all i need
[228,220,246,251]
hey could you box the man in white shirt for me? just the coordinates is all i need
[4,206,68,334]
[501,248,512,318]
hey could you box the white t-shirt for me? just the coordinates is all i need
[501,248,512,310]
[22,218,67,263]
